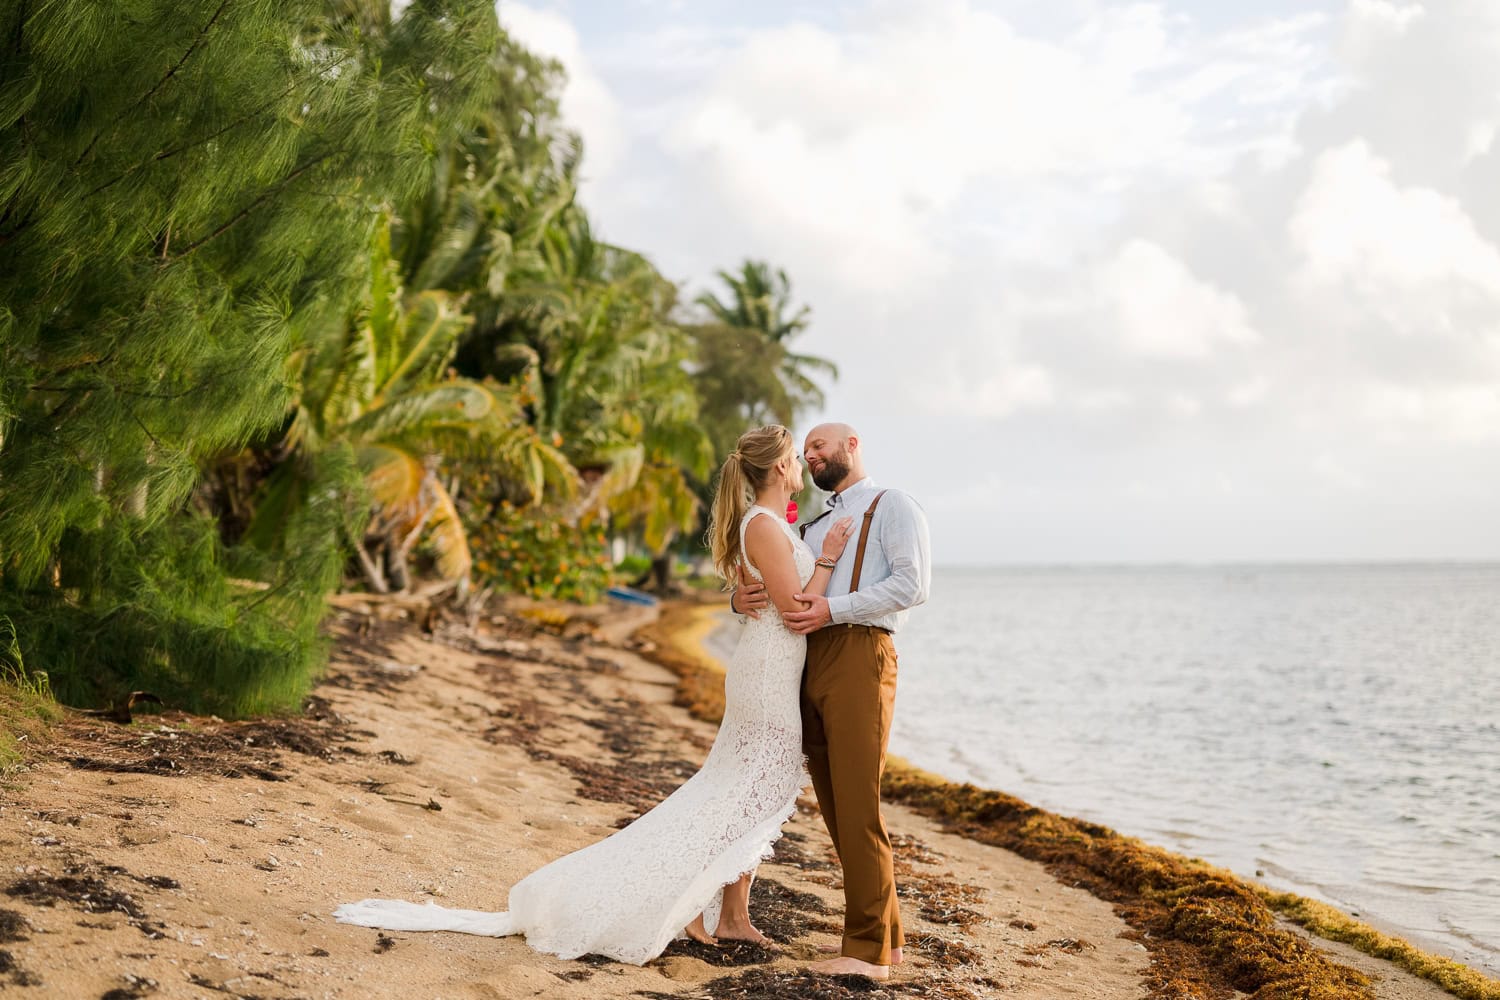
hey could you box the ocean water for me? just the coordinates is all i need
[889,564,1500,975]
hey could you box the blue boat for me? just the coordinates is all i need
[605,586,658,606]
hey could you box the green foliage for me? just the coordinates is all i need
[0,0,497,714]
[465,497,612,604]
[8,447,363,717]
[0,617,61,775]
[0,0,501,581]
[0,617,51,702]
[408,79,717,568]
[612,553,652,580]
[696,261,811,343]
[248,216,572,597]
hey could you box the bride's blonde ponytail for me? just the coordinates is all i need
[707,425,793,582]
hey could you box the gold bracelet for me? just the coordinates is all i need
[815,556,837,570]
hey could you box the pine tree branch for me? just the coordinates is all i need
[234,566,301,615]
[73,0,235,169]
[0,202,36,243]
[32,381,208,402]
[0,0,27,93]
[85,65,342,200]
[169,151,337,261]
[125,403,165,450]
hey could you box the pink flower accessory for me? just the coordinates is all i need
[785,500,799,524]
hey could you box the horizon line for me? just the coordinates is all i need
[930,557,1500,570]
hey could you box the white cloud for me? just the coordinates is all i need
[1312,453,1367,490]
[931,363,1056,419]
[1226,376,1271,408]
[1348,0,1426,35]
[1099,240,1261,360]
[1166,392,1203,417]
[1359,382,1500,444]
[1290,140,1500,295]
[656,2,1329,290]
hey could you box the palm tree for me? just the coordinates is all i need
[696,260,809,340]
[248,220,573,596]
[694,260,839,422]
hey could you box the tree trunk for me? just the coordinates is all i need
[351,537,389,594]
[649,554,671,593]
[383,531,410,593]
[631,553,673,594]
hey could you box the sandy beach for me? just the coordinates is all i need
[0,597,1481,999]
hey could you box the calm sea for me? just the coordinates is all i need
[886,564,1500,974]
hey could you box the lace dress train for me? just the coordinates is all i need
[334,506,815,965]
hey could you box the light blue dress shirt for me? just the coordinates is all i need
[800,477,931,634]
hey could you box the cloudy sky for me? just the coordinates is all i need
[497,0,1500,566]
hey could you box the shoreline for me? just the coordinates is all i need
[640,597,1500,1000]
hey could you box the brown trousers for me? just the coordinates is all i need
[801,624,904,965]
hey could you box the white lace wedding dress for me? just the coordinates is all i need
[334,506,814,965]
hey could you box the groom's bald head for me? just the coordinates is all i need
[803,422,864,493]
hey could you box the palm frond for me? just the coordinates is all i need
[346,380,507,445]
[419,475,471,586]
[359,444,426,531]
[377,290,470,401]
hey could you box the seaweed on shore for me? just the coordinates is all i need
[0,910,30,943]
[748,877,840,941]
[4,864,170,939]
[636,967,1004,1000]
[889,842,987,936]
[1264,893,1500,1000]
[476,637,716,827]
[0,947,41,988]
[58,710,356,782]
[907,932,982,968]
[655,937,780,967]
[770,828,840,875]
[888,832,944,869]
[100,974,158,999]
[53,636,377,784]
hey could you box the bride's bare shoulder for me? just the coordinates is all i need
[744,512,794,557]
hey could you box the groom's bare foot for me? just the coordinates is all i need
[815,944,903,965]
[809,956,890,980]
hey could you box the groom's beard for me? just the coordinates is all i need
[811,452,851,492]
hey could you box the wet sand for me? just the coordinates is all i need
[0,597,1476,999]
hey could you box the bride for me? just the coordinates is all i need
[334,424,854,964]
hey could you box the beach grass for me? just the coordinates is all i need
[0,617,63,776]
[637,597,1500,1000]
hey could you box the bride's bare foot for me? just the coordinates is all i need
[809,956,890,979]
[714,916,773,946]
[684,915,717,945]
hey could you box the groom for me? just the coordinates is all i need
[730,422,931,980]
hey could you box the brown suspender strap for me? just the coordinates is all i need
[848,490,888,592]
